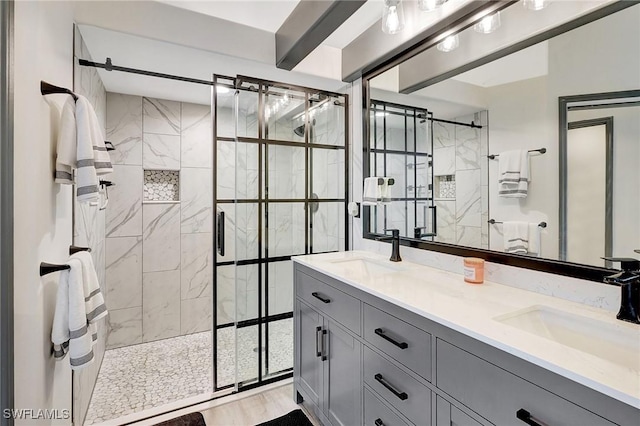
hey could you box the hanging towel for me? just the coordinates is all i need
[503,221,529,254]
[498,150,529,198]
[528,223,541,256]
[55,95,113,202]
[363,177,391,206]
[54,98,77,184]
[51,253,108,370]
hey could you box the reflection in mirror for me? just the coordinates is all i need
[364,1,640,272]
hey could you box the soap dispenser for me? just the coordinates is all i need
[602,257,640,324]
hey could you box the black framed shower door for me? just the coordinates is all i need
[212,74,349,392]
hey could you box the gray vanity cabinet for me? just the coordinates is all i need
[294,263,639,426]
[294,270,363,426]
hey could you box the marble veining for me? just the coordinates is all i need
[143,134,180,170]
[181,233,213,300]
[142,204,181,272]
[106,93,143,165]
[142,270,181,342]
[181,103,212,168]
[106,165,143,238]
[181,168,213,234]
[106,236,142,310]
[107,307,143,349]
[143,98,181,135]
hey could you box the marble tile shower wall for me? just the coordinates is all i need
[105,93,213,349]
[433,111,489,249]
[73,27,109,425]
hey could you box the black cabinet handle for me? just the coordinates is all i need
[321,329,327,361]
[312,292,331,304]
[316,326,322,358]
[374,328,408,349]
[374,419,385,426]
[374,373,408,401]
[516,409,545,426]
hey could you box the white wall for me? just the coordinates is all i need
[13,1,75,424]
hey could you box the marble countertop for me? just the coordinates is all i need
[293,251,640,409]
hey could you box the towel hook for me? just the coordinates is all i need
[69,245,91,255]
[40,262,71,277]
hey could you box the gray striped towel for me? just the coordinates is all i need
[51,252,108,370]
[498,149,529,198]
[54,96,112,202]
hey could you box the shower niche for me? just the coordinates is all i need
[144,169,180,202]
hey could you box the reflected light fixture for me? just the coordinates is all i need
[382,0,405,34]
[418,0,447,12]
[473,11,501,34]
[375,111,389,117]
[437,34,459,52]
[216,85,231,94]
[523,0,548,11]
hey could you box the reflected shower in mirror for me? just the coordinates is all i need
[364,1,640,271]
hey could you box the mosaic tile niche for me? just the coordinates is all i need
[144,170,180,202]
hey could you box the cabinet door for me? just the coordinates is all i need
[325,319,362,426]
[296,300,324,406]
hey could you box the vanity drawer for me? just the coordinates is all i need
[364,387,412,426]
[296,270,361,335]
[436,340,616,426]
[364,347,432,425]
[364,303,432,381]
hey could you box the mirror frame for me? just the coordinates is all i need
[362,0,636,283]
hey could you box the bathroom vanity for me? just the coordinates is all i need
[292,252,640,426]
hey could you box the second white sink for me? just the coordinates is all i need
[494,305,640,372]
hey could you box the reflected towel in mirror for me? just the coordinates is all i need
[498,150,529,198]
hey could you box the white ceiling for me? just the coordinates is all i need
[157,0,301,33]
[157,0,382,49]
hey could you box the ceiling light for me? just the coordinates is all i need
[382,0,405,35]
[216,85,231,94]
[417,0,447,12]
[474,11,501,34]
[437,34,459,52]
[523,0,548,11]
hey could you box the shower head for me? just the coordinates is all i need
[293,118,316,138]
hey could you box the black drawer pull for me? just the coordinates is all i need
[374,328,408,349]
[374,419,385,426]
[374,373,408,401]
[516,409,545,426]
[312,292,331,304]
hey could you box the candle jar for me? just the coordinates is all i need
[464,257,485,284]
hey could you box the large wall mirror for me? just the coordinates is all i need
[363,0,640,282]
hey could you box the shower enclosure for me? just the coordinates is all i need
[368,100,435,239]
[213,75,348,391]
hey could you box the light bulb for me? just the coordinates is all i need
[523,0,548,11]
[473,11,501,34]
[437,34,459,52]
[418,0,447,12]
[382,0,405,34]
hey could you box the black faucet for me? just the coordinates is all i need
[603,257,640,324]
[414,226,436,239]
[377,229,402,262]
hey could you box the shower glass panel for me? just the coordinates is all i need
[213,75,348,392]
[368,101,434,240]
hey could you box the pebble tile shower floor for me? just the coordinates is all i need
[84,319,293,425]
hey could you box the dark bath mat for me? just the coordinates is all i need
[256,409,314,426]
[155,411,206,426]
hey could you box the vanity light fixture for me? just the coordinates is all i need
[417,0,447,12]
[474,11,501,34]
[437,34,459,52]
[523,0,548,11]
[382,0,405,34]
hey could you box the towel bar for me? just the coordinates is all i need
[40,262,71,277]
[488,148,546,160]
[69,245,91,255]
[104,141,116,151]
[488,219,547,228]
[40,81,78,102]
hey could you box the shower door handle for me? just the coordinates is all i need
[216,210,225,256]
[430,205,437,236]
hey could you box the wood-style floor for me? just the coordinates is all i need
[200,384,320,426]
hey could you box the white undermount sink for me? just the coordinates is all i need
[495,306,640,372]
[327,257,405,277]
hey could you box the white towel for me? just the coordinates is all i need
[51,252,108,370]
[528,223,541,256]
[498,150,529,198]
[55,96,113,203]
[363,177,391,206]
[503,221,529,254]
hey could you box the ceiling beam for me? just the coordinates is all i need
[276,0,366,71]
